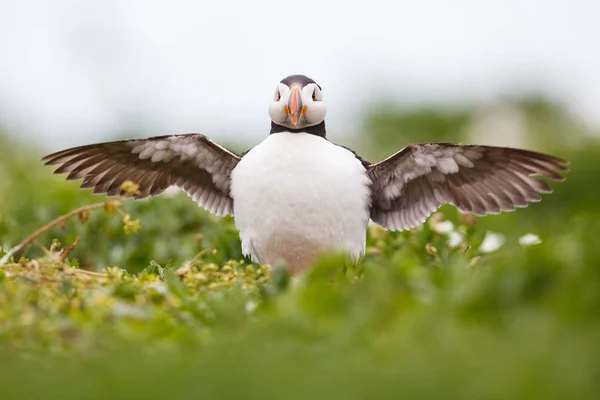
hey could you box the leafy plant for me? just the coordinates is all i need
[1,98,599,399]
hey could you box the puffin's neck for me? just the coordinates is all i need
[270,121,326,138]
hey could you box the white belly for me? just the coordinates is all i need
[230,132,371,272]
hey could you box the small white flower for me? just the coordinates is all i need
[479,232,505,253]
[164,186,182,197]
[245,300,258,314]
[113,303,150,319]
[111,246,124,260]
[519,233,542,247]
[431,220,454,234]
[448,231,464,248]
[149,282,169,295]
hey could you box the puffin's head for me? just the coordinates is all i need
[268,74,326,130]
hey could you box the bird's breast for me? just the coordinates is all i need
[230,133,371,271]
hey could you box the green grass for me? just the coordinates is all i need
[1,207,600,399]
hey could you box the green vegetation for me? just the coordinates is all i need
[1,98,600,399]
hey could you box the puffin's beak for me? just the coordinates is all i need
[287,87,303,126]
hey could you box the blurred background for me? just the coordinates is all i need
[1,0,599,270]
[1,0,599,147]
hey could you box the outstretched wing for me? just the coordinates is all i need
[368,143,568,231]
[42,134,242,216]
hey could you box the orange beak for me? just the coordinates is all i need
[287,87,303,126]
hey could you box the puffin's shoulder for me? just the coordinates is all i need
[332,143,371,169]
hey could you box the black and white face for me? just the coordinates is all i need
[268,75,327,130]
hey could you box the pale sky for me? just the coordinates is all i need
[1,0,598,150]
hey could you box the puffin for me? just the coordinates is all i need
[42,74,568,272]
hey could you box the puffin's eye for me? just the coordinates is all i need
[312,90,317,101]
[276,91,281,101]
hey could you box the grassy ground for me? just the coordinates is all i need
[1,107,600,398]
[1,198,600,399]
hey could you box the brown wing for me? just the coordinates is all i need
[368,143,569,231]
[42,134,242,216]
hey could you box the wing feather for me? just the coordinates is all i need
[43,133,242,216]
[368,143,568,231]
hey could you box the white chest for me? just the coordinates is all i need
[230,133,371,271]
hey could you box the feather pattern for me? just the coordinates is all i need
[368,143,569,231]
[42,134,241,216]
